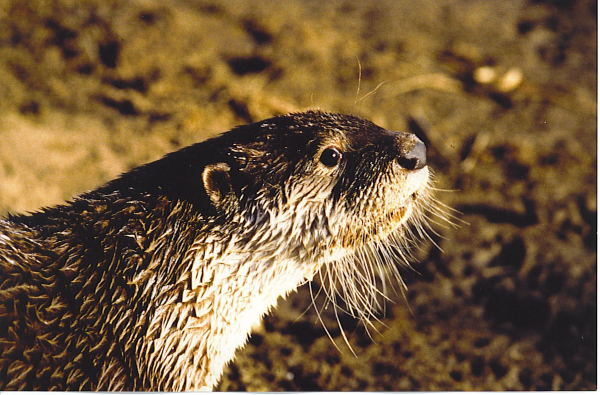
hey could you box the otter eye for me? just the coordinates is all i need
[319,147,342,167]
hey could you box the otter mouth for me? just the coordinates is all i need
[373,184,426,242]
[405,191,419,207]
[395,188,422,219]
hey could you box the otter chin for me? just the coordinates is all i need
[0,110,441,391]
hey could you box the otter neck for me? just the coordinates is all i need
[96,196,319,390]
[137,208,322,390]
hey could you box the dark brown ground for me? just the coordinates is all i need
[0,0,596,391]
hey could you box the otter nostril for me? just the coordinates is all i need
[397,139,427,170]
[397,157,418,170]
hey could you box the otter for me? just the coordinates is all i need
[0,110,437,391]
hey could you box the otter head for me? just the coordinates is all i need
[200,110,433,321]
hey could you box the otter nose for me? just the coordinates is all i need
[396,137,427,170]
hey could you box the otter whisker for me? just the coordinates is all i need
[308,280,345,355]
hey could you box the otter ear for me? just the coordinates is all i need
[202,163,233,206]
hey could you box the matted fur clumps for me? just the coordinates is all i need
[0,111,443,391]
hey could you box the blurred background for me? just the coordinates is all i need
[0,0,596,390]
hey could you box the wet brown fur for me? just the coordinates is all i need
[0,111,433,390]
